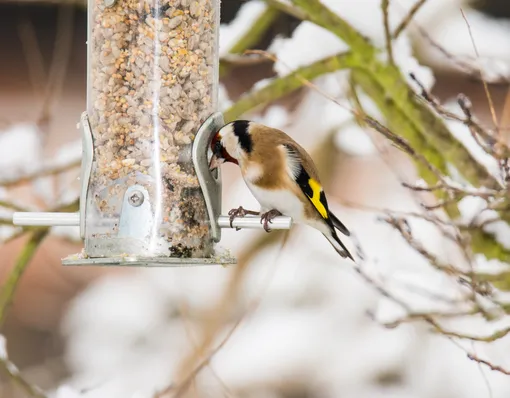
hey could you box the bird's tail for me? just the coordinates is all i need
[323,229,354,261]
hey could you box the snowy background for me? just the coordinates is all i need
[2,0,510,397]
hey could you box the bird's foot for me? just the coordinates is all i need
[260,209,282,232]
[228,206,259,230]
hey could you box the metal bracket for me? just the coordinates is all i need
[80,112,94,239]
[192,112,224,243]
[118,185,153,240]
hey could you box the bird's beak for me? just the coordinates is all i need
[209,154,224,171]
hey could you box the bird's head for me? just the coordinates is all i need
[209,120,253,171]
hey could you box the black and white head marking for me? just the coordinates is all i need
[232,120,253,154]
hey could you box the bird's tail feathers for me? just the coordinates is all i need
[323,229,354,261]
[329,211,350,236]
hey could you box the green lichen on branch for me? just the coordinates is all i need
[289,0,496,189]
[219,6,281,77]
[0,228,48,327]
[228,7,280,54]
[0,199,78,328]
[224,51,358,121]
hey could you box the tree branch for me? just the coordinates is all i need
[223,52,357,121]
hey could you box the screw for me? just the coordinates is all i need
[128,190,144,207]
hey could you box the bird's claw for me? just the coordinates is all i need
[260,209,282,232]
[228,206,259,230]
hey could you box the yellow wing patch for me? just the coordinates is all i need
[307,178,328,218]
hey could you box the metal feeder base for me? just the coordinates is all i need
[62,249,237,267]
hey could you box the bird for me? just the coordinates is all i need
[208,120,354,261]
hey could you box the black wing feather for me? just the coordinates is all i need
[283,144,350,237]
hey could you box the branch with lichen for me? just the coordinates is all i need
[219,6,281,76]
[289,0,496,189]
[0,228,49,327]
[224,51,358,121]
[0,198,79,328]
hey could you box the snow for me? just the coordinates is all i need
[12,1,510,397]
[458,196,510,250]
[0,334,7,360]
[271,0,435,91]
[53,386,83,398]
[252,105,290,129]
[416,7,510,79]
[442,100,502,181]
[218,83,233,111]
[334,122,376,156]
[270,21,349,77]
[0,123,42,177]
[219,0,269,56]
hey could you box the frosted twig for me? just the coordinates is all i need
[383,215,461,275]
[392,0,428,38]
[439,326,510,342]
[0,200,32,212]
[381,308,480,328]
[0,158,80,187]
[410,73,508,161]
[264,0,307,20]
[363,116,446,183]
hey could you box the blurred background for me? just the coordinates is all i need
[1,0,510,397]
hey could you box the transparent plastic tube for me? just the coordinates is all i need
[86,0,219,258]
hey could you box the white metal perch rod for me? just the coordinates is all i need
[12,212,293,230]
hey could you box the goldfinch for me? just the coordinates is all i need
[209,120,354,261]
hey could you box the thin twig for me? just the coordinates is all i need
[0,200,32,212]
[470,342,494,398]
[466,352,510,376]
[392,0,428,38]
[177,302,236,398]
[381,0,394,64]
[264,0,307,20]
[0,346,47,398]
[169,317,243,398]
[460,8,498,130]
[0,158,81,188]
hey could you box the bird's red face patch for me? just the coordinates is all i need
[210,133,238,165]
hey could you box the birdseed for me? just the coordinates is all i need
[85,0,218,258]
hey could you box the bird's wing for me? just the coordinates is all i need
[282,143,350,236]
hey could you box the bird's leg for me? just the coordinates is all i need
[228,206,260,229]
[260,209,282,232]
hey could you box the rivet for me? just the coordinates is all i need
[128,190,144,207]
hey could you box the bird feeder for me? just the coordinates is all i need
[12,0,292,267]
